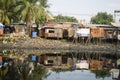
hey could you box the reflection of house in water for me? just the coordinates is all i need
[76,60,89,69]
[90,60,103,70]
[34,52,118,70]
[39,53,62,66]
[36,53,74,69]
[110,69,120,79]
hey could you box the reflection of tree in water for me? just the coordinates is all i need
[30,65,50,80]
[0,67,9,80]
[91,69,110,79]
[0,61,50,80]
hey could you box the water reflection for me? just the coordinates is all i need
[44,70,112,80]
[0,49,119,80]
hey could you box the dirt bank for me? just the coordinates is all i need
[0,36,119,54]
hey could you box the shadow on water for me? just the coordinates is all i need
[0,57,50,80]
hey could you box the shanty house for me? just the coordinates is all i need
[83,24,118,39]
[38,23,63,39]
[76,28,91,37]
[111,22,120,40]
[12,23,26,37]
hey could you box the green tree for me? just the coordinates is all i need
[90,12,113,24]
[53,15,78,23]
[0,0,18,25]
[0,0,50,35]
[18,0,49,35]
[30,65,50,80]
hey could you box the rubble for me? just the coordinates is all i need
[0,36,118,54]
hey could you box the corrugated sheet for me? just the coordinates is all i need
[91,28,105,38]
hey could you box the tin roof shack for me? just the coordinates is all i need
[111,22,120,40]
[104,27,118,40]
[4,25,15,34]
[77,28,91,38]
[39,23,63,39]
[84,24,118,39]
[62,22,81,39]
[91,28,105,38]
[12,24,26,37]
[62,22,74,38]
[84,24,106,38]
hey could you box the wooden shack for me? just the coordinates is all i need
[38,23,63,39]
[45,27,63,38]
[91,28,105,38]
[61,22,76,38]
[83,24,117,39]
[13,24,26,37]
[77,28,90,37]
[111,22,120,40]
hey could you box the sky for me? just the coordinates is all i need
[48,0,120,23]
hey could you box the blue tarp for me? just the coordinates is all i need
[32,32,37,37]
[32,55,37,62]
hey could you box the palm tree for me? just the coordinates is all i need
[0,0,18,25]
[30,65,50,80]
[18,0,50,35]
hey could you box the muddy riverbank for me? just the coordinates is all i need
[0,36,119,54]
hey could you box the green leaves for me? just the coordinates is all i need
[53,14,78,23]
[90,12,113,24]
[0,0,18,24]
[0,0,49,25]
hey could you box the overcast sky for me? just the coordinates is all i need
[48,0,120,23]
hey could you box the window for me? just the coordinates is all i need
[49,30,54,33]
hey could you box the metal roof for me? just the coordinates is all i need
[111,22,120,27]
[83,24,111,28]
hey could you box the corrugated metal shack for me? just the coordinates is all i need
[77,28,91,37]
[62,22,74,38]
[13,23,26,37]
[91,28,105,38]
[84,24,118,39]
[111,22,120,40]
[38,23,63,39]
